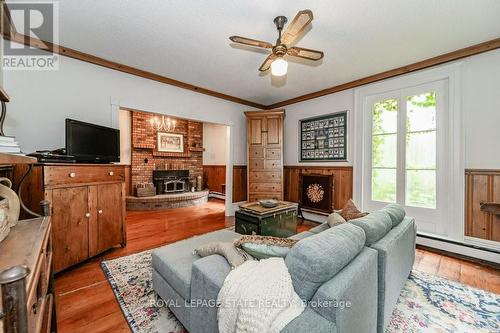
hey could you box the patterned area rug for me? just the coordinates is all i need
[102,251,499,333]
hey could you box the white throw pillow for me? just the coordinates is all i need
[327,212,346,227]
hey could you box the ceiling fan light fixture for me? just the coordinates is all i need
[271,57,288,76]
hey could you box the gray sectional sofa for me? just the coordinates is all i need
[152,204,416,333]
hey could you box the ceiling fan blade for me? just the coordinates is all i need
[259,54,278,71]
[287,46,324,61]
[229,36,273,49]
[281,10,314,45]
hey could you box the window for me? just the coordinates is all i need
[405,92,437,209]
[371,98,398,203]
[361,80,448,234]
[356,65,464,240]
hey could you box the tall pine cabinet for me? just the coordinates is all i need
[245,110,285,202]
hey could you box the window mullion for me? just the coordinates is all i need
[397,92,407,205]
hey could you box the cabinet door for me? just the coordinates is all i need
[266,115,282,145]
[248,117,264,145]
[97,183,123,253]
[51,187,89,272]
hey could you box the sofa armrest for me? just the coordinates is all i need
[311,247,378,333]
[189,255,231,333]
[370,216,416,332]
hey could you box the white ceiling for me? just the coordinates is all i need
[10,0,500,105]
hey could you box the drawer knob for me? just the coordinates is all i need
[98,209,103,214]
[85,212,90,218]
[109,171,114,176]
[69,172,76,178]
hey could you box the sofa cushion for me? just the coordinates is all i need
[350,211,392,245]
[289,231,315,240]
[285,223,365,301]
[152,229,239,300]
[309,223,329,234]
[380,203,406,228]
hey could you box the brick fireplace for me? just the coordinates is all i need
[130,110,203,192]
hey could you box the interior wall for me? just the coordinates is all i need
[283,89,354,167]
[119,109,131,164]
[283,48,500,170]
[203,122,227,165]
[3,42,249,165]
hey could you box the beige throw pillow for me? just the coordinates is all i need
[194,242,253,269]
[327,212,346,227]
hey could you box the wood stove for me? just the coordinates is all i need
[153,170,190,194]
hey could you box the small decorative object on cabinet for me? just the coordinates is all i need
[245,109,285,202]
[0,175,21,243]
[17,163,127,273]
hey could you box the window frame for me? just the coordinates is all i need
[354,63,464,240]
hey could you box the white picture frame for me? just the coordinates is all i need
[157,132,184,153]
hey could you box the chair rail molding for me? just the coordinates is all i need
[353,62,464,241]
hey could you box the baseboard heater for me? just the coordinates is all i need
[208,191,225,200]
[417,233,500,265]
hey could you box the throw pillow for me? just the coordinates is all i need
[327,212,346,227]
[194,242,253,269]
[240,242,291,259]
[339,199,368,221]
[234,235,298,260]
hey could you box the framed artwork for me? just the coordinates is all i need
[157,132,184,153]
[299,111,348,162]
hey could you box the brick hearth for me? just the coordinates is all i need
[126,190,209,210]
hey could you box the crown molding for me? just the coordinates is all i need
[3,32,267,109]
[2,2,500,111]
[265,37,500,109]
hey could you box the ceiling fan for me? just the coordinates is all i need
[229,9,324,76]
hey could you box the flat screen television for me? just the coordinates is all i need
[66,119,120,163]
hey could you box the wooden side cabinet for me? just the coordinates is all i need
[18,164,127,273]
[245,110,285,202]
[0,217,55,333]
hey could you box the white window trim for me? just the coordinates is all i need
[353,62,464,242]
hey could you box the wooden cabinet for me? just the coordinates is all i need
[245,110,285,202]
[19,164,126,273]
[0,217,55,333]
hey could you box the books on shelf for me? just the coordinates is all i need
[0,135,22,154]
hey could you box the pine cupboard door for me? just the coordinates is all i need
[248,117,265,145]
[50,187,90,272]
[266,115,282,145]
[96,183,123,253]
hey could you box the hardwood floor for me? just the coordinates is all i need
[55,199,500,333]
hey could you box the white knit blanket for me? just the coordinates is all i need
[217,257,305,333]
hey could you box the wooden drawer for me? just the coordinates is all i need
[249,146,265,159]
[249,183,282,192]
[27,253,47,333]
[249,171,281,182]
[44,165,125,187]
[265,148,281,159]
[248,192,282,202]
[265,159,282,169]
[249,159,265,170]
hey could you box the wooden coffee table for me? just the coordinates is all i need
[235,201,298,238]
